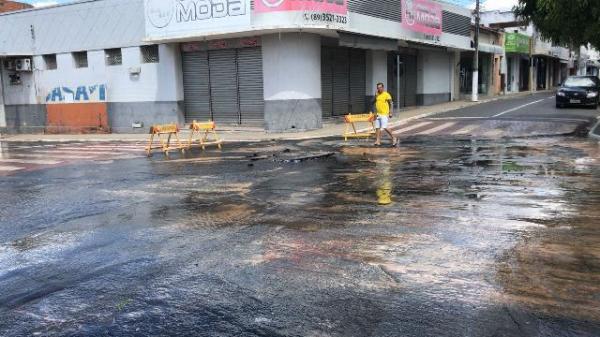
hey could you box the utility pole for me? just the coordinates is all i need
[529,32,534,92]
[471,0,480,102]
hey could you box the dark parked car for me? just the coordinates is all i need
[556,76,600,109]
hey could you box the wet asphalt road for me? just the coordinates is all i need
[435,92,599,123]
[1,97,600,336]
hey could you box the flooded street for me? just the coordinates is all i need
[1,136,600,336]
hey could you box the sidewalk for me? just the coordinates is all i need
[0,91,548,143]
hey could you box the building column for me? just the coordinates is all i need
[365,50,388,105]
[262,33,322,132]
[416,49,452,106]
[511,55,520,92]
[0,65,6,129]
[451,50,460,101]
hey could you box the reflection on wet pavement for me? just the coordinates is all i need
[1,137,600,336]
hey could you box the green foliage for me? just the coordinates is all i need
[514,0,600,49]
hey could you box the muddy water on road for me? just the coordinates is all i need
[0,137,600,336]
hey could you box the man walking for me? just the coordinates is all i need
[373,83,397,146]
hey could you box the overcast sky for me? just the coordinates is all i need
[474,0,519,11]
[21,0,519,10]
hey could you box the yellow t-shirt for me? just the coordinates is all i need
[375,91,392,117]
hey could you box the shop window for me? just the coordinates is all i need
[141,45,159,64]
[105,48,122,66]
[73,51,88,68]
[43,54,57,70]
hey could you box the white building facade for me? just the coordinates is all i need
[0,0,472,133]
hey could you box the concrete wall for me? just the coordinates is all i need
[0,0,144,55]
[262,33,322,132]
[365,50,388,105]
[1,44,183,133]
[416,49,452,106]
[0,67,5,128]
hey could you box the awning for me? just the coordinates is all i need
[478,43,503,55]
[338,32,398,51]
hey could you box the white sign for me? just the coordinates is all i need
[145,0,251,39]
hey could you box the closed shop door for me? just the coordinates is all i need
[209,49,239,123]
[182,51,211,121]
[404,55,418,107]
[332,49,350,116]
[321,47,334,118]
[321,46,366,117]
[387,53,417,108]
[237,47,264,123]
[349,49,366,113]
[182,46,264,124]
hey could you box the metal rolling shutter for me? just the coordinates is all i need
[209,49,239,123]
[237,47,264,123]
[442,11,470,37]
[321,47,334,118]
[182,51,211,122]
[349,49,366,113]
[332,48,350,116]
[348,0,401,22]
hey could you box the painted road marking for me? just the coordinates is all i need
[492,99,545,117]
[417,122,456,135]
[393,122,433,134]
[80,145,141,149]
[452,124,480,135]
[29,150,127,156]
[482,129,504,138]
[427,116,486,120]
[0,165,23,172]
[0,158,63,165]
[55,147,142,153]
[10,153,97,160]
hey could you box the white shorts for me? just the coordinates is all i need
[375,115,389,129]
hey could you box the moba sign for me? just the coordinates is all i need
[401,0,442,36]
[145,0,251,38]
[254,0,347,15]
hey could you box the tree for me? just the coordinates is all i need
[514,0,600,50]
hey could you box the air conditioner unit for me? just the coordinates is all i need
[3,59,15,70]
[15,58,32,72]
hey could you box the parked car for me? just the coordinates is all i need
[556,76,600,109]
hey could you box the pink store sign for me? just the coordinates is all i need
[254,0,347,15]
[402,0,443,36]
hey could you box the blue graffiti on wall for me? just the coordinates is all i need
[46,84,107,103]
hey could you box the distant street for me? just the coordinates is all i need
[390,92,598,139]
[1,94,600,336]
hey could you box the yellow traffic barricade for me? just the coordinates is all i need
[343,113,376,141]
[187,120,223,150]
[146,123,185,156]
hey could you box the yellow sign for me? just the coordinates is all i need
[146,123,185,156]
[187,120,222,150]
[343,113,376,141]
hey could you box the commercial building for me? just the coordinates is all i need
[481,10,571,94]
[459,24,504,98]
[0,0,32,13]
[0,0,472,133]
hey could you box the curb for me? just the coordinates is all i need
[590,117,600,140]
[0,91,555,144]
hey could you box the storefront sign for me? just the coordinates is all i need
[401,0,443,36]
[505,32,530,54]
[145,0,251,38]
[254,0,347,14]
